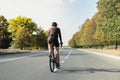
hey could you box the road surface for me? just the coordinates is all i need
[0,48,120,80]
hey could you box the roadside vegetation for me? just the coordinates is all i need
[0,16,48,50]
[69,0,120,50]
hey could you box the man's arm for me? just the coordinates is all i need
[58,28,63,46]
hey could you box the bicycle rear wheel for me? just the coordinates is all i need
[49,51,55,72]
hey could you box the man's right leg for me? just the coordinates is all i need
[48,43,53,55]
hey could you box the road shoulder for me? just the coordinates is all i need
[79,48,120,59]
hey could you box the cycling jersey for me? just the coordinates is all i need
[48,27,62,47]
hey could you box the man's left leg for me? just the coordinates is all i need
[55,47,60,68]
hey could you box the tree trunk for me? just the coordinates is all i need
[115,41,117,50]
[100,43,103,49]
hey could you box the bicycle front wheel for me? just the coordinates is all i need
[49,51,55,72]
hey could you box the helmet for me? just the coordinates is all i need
[52,22,57,27]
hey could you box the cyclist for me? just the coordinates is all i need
[48,22,63,68]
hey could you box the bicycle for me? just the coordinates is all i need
[49,43,57,72]
[49,43,62,72]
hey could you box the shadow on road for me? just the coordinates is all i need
[57,67,120,74]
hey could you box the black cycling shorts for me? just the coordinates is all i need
[49,41,59,47]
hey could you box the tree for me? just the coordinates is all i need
[15,27,32,49]
[33,27,48,49]
[69,19,97,48]
[8,16,37,39]
[97,0,120,49]
[8,16,37,48]
[69,32,80,48]
[0,15,12,49]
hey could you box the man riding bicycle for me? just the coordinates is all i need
[48,22,63,68]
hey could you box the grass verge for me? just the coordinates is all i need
[82,48,120,56]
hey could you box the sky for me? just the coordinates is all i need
[0,0,98,45]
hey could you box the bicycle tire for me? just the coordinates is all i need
[49,51,55,72]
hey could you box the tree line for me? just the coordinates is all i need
[69,0,120,49]
[0,15,48,50]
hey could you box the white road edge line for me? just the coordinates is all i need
[0,53,46,63]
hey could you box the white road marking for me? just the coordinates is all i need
[61,61,64,63]
[61,51,72,63]
[65,51,71,59]
[0,56,29,62]
[0,53,46,63]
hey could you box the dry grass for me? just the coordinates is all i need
[0,49,31,54]
[83,48,120,56]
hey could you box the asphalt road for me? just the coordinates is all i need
[0,48,120,80]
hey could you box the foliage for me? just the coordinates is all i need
[33,27,48,49]
[8,16,48,49]
[69,0,120,49]
[8,16,37,39]
[8,16,37,49]
[14,27,32,49]
[69,18,97,48]
[0,15,12,49]
[97,0,120,49]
